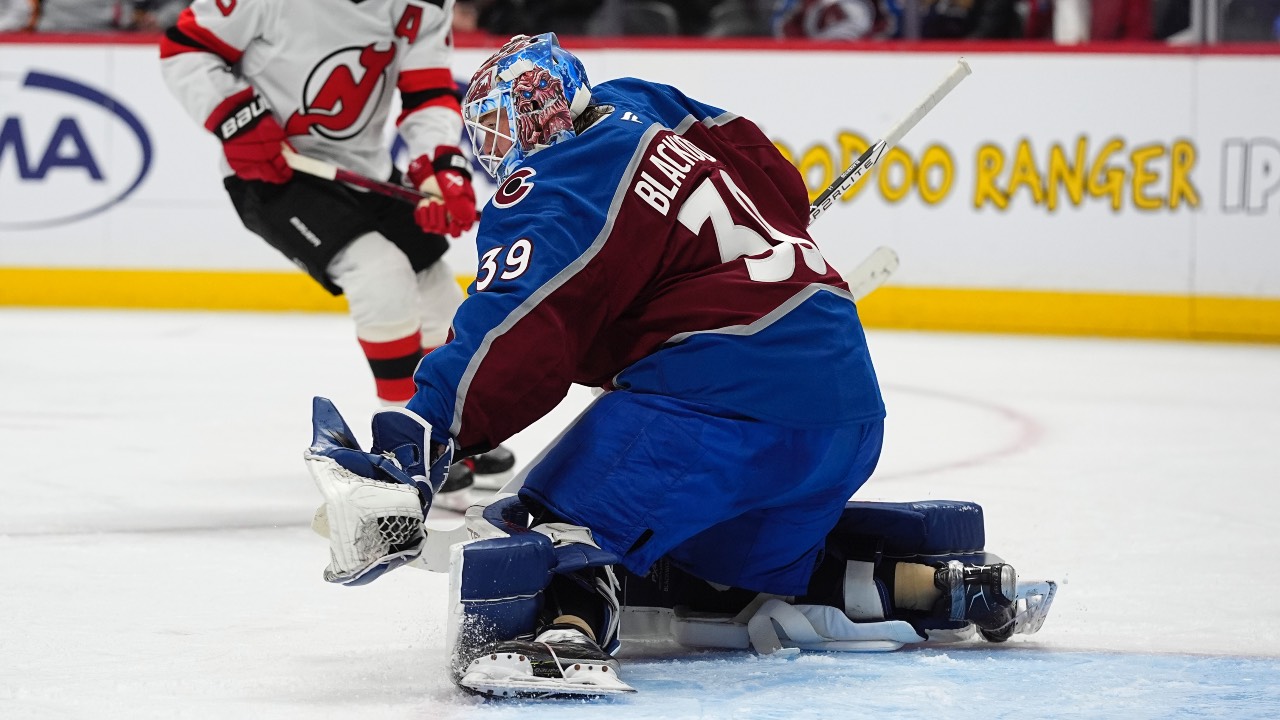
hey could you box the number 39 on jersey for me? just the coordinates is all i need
[475,238,534,292]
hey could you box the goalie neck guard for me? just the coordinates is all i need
[462,33,592,182]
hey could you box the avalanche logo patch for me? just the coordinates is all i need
[493,167,536,208]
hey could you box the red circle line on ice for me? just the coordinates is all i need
[875,383,1043,482]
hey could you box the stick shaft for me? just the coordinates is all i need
[808,59,972,225]
[881,59,972,149]
[281,147,439,205]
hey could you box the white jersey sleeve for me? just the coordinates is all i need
[159,0,278,130]
[395,0,464,160]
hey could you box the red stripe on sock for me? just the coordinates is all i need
[359,334,422,361]
[374,377,417,404]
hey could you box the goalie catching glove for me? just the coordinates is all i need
[407,146,477,237]
[304,397,453,586]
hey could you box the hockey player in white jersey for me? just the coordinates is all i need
[159,0,513,498]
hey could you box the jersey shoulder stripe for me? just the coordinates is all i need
[160,7,243,63]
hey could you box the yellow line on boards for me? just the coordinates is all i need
[0,267,473,313]
[1,267,1277,343]
[857,287,1280,343]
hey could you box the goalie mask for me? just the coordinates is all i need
[462,33,592,182]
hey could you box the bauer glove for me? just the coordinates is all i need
[304,397,454,586]
[407,146,477,237]
[207,89,293,184]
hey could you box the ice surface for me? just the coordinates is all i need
[2,309,1278,718]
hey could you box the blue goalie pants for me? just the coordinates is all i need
[518,391,885,596]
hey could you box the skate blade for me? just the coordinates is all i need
[459,656,636,698]
[470,470,513,492]
[432,487,481,514]
[1012,580,1057,636]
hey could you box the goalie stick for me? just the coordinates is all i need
[811,59,971,298]
[808,59,972,226]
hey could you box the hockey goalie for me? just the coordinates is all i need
[305,33,1056,699]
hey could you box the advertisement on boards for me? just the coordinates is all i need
[2,42,1278,331]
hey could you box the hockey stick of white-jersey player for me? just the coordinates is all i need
[281,147,444,206]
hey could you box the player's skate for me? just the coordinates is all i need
[463,444,517,491]
[933,560,1057,642]
[456,623,636,698]
[431,462,480,512]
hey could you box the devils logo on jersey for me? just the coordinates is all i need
[285,43,396,140]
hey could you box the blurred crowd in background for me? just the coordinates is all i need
[0,0,1276,44]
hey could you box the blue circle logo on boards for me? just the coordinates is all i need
[0,70,153,230]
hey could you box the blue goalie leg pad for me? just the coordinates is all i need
[830,499,988,558]
[449,496,624,675]
[448,533,556,677]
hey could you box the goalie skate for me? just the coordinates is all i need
[931,561,1057,643]
[1008,579,1057,638]
[456,625,636,699]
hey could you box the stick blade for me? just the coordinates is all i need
[842,246,900,302]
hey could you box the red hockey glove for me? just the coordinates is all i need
[207,89,293,184]
[407,147,477,238]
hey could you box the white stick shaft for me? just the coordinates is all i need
[881,59,972,149]
[844,246,900,302]
[281,147,336,181]
[808,59,972,225]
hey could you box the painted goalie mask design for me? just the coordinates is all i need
[462,33,592,182]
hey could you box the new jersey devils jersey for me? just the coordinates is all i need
[407,78,885,452]
[161,0,461,180]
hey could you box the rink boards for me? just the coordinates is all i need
[1,38,1278,342]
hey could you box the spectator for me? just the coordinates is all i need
[1153,0,1190,39]
[705,0,773,36]
[663,0,721,35]
[454,0,480,32]
[458,0,605,36]
[772,0,888,39]
[1090,0,1152,38]
[0,0,32,32]
[32,0,144,31]
[919,0,1023,38]
[134,0,190,31]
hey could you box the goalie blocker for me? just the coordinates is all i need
[449,496,1057,683]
